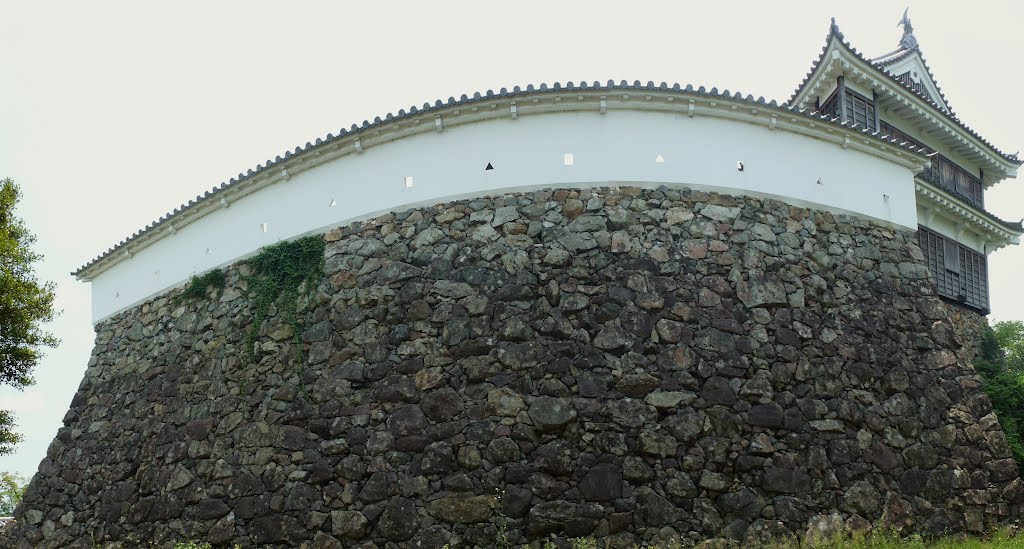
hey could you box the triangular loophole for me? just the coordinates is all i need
[485,162,494,171]
[655,154,665,163]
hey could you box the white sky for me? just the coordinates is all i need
[1,1,1022,479]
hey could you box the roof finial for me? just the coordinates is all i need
[898,7,919,50]
[829,17,845,40]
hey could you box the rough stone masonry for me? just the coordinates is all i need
[5,186,1022,548]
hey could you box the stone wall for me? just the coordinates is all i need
[6,186,1022,548]
[944,304,989,365]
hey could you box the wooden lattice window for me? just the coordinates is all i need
[844,89,877,132]
[917,226,989,312]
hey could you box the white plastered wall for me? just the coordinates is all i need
[89,109,917,322]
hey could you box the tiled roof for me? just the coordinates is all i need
[971,203,1022,232]
[787,19,1022,166]
[916,181,1023,234]
[994,217,1023,232]
[872,45,952,114]
[872,48,916,66]
[73,79,934,277]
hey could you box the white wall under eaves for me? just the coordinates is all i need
[88,109,917,323]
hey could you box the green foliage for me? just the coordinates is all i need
[437,529,1024,549]
[492,490,511,549]
[762,527,1024,548]
[174,269,226,303]
[0,412,20,459]
[0,471,26,515]
[975,321,1024,467]
[993,320,1024,370]
[241,236,325,365]
[0,178,58,455]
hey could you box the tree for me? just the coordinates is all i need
[0,178,57,455]
[976,321,1024,467]
[992,320,1024,370]
[0,472,25,515]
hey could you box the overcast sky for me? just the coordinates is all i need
[1,1,1022,479]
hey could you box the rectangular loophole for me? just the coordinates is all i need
[563,153,574,166]
[260,222,268,233]
[404,176,414,188]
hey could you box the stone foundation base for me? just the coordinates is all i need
[7,187,1022,548]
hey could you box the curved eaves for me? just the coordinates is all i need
[72,79,932,278]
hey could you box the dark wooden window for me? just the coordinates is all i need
[819,88,841,120]
[817,87,877,131]
[917,226,989,312]
[942,239,960,272]
[844,90,877,131]
[880,121,984,209]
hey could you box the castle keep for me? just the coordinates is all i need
[7,14,1023,548]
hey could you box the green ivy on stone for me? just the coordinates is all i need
[173,269,226,303]
[241,235,326,366]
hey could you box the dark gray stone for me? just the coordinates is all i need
[387,405,428,436]
[527,500,578,536]
[701,376,736,406]
[528,396,576,432]
[635,487,682,525]
[532,439,576,476]
[375,497,419,541]
[422,388,464,422]
[196,498,230,520]
[762,468,811,494]
[502,485,533,518]
[748,403,784,428]
[580,463,622,502]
